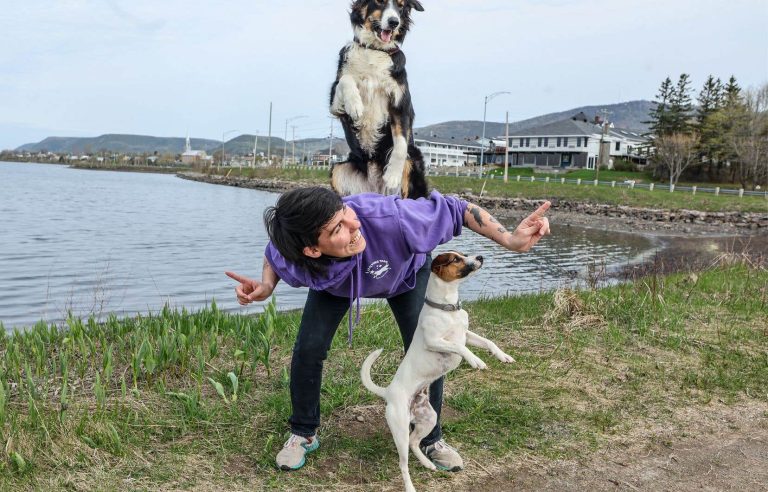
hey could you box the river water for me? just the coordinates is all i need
[0,161,658,330]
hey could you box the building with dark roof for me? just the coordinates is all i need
[482,113,649,169]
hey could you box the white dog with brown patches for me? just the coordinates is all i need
[360,251,514,492]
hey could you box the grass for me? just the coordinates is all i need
[202,166,768,213]
[1,262,766,490]
[430,176,768,212]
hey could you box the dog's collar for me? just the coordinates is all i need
[354,39,401,56]
[424,298,462,312]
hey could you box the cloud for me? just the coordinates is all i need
[1,0,766,149]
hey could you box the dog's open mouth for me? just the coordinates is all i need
[379,29,393,43]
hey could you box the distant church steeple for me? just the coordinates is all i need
[185,132,192,153]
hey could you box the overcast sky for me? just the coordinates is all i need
[1,0,766,150]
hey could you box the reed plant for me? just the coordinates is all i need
[0,265,766,490]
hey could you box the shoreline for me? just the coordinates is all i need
[176,171,768,238]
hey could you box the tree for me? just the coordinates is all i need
[726,83,768,189]
[668,73,694,134]
[646,76,675,138]
[696,75,724,179]
[723,75,742,107]
[654,133,701,187]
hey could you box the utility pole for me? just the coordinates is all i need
[596,109,612,182]
[328,118,334,166]
[479,91,511,178]
[222,129,239,169]
[291,125,298,164]
[504,111,510,183]
[267,102,272,164]
[252,131,259,168]
[283,120,289,164]
[283,115,307,166]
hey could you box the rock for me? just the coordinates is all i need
[356,415,365,423]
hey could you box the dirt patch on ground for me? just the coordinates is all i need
[273,400,768,491]
[451,402,768,492]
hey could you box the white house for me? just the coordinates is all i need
[497,112,649,169]
[414,137,481,167]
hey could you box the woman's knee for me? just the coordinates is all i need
[292,334,332,366]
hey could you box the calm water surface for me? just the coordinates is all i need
[0,162,657,330]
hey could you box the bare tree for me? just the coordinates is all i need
[728,83,768,189]
[653,133,701,187]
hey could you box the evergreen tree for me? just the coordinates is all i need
[723,75,742,107]
[668,73,694,134]
[696,75,724,179]
[713,75,746,181]
[697,75,723,116]
[645,76,674,137]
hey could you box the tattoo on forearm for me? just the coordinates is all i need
[469,206,485,227]
[497,227,507,234]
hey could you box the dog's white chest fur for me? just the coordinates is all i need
[341,43,404,153]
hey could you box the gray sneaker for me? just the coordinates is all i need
[276,434,319,471]
[421,439,464,472]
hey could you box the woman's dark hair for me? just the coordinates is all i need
[263,187,344,276]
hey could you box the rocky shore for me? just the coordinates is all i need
[177,172,767,237]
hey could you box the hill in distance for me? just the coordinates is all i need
[414,100,652,141]
[16,100,652,154]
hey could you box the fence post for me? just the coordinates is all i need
[530,176,535,182]
[577,178,582,185]
[670,184,675,193]
[739,188,744,198]
[517,175,521,182]
[593,179,598,186]
[611,181,616,188]
[692,186,696,196]
[545,177,550,183]
[715,187,720,196]
[649,183,654,191]
[630,181,635,189]
[561,177,565,184]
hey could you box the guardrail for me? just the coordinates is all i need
[424,169,767,198]
[272,164,768,199]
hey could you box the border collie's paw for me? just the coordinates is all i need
[346,97,365,122]
[382,167,403,193]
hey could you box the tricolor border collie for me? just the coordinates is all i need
[330,0,428,199]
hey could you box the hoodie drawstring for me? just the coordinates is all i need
[347,253,362,347]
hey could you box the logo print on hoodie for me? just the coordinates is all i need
[366,260,391,280]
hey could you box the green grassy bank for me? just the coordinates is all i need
[203,167,768,213]
[1,263,766,490]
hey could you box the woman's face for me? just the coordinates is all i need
[304,205,366,259]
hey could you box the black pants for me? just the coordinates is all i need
[288,258,443,446]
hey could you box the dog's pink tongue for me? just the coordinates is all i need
[381,30,392,43]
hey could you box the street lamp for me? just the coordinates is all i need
[479,91,511,177]
[283,115,307,165]
[221,129,239,167]
[252,130,260,168]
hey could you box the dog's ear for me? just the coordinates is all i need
[408,0,425,12]
[430,253,454,274]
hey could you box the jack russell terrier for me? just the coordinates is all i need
[360,251,515,492]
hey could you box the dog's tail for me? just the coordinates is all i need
[360,349,387,399]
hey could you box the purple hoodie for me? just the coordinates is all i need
[265,191,468,342]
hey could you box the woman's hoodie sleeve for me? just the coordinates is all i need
[395,190,468,254]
